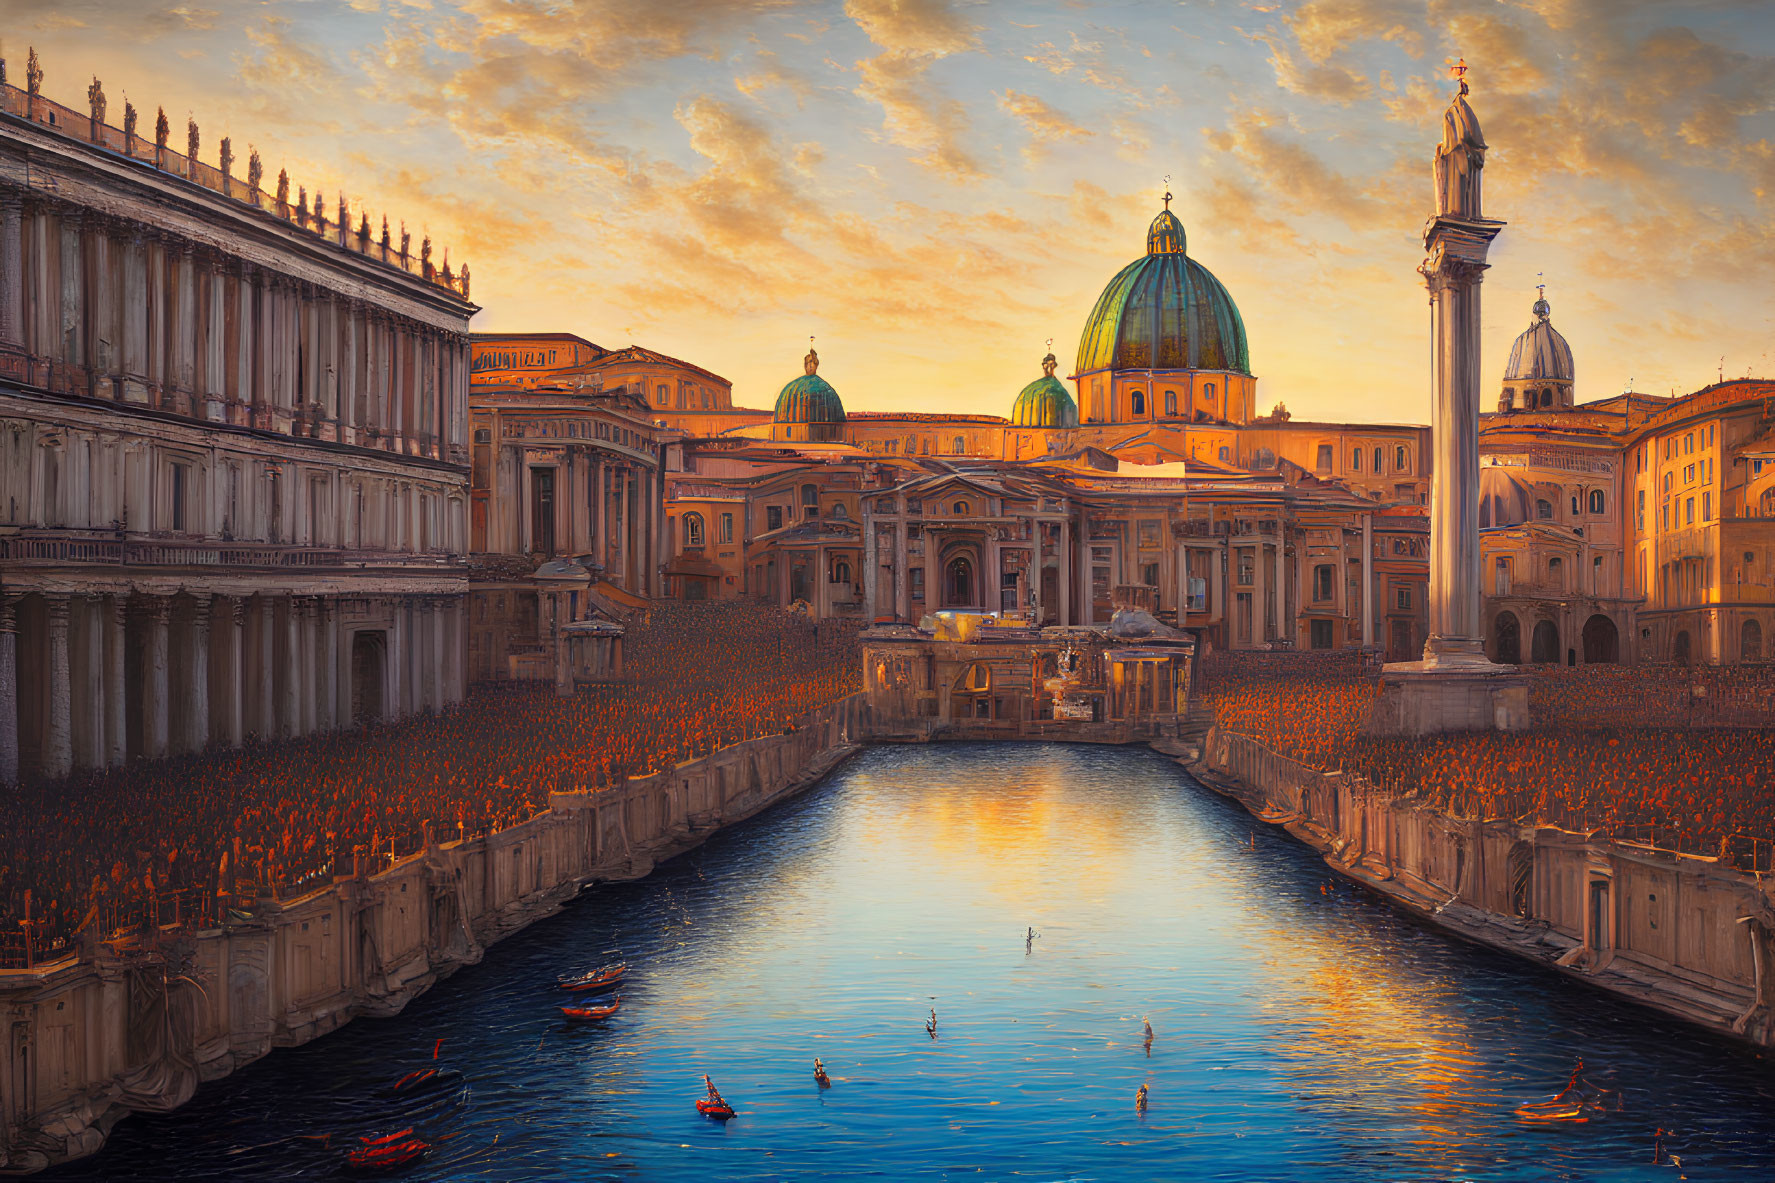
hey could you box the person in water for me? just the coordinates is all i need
[926,1007,938,1037]
[1135,1083,1148,1113]
[813,1058,830,1087]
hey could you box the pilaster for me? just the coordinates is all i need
[0,595,18,786]
[45,596,74,780]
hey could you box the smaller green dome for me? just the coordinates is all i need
[1010,353,1078,427]
[773,348,846,425]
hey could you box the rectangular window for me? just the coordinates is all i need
[1494,557,1511,596]
[1313,564,1334,602]
[1315,444,1334,472]
[1685,432,1694,455]
[1703,491,1712,521]
[1140,561,1160,588]
[910,567,925,598]
[1139,520,1162,549]
[719,512,733,544]
[1238,555,1255,585]
[1395,586,1411,611]
[1686,497,1695,525]
[170,462,188,532]
[767,506,783,531]
[1395,445,1408,473]
[1351,448,1362,472]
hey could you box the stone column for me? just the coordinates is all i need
[430,598,445,711]
[985,536,1000,612]
[104,596,126,765]
[223,597,245,747]
[1211,540,1226,626]
[0,595,18,787]
[1361,513,1375,649]
[894,503,909,623]
[1251,541,1267,646]
[1420,214,1504,665]
[1273,529,1287,645]
[444,597,464,707]
[1076,513,1092,625]
[295,598,316,736]
[254,597,275,740]
[278,596,300,739]
[73,597,103,769]
[144,597,170,759]
[863,505,879,620]
[187,596,211,753]
[43,597,74,780]
[0,195,23,354]
[1059,515,1072,626]
[320,597,339,729]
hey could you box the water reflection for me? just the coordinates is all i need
[47,743,1775,1181]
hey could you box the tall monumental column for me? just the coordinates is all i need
[1367,65,1528,736]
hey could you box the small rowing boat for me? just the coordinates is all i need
[343,1135,429,1174]
[561,996,622,1022]
[557,962,627,992]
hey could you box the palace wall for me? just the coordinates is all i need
[1193,728,1775,1048]
[0,694,868,1174]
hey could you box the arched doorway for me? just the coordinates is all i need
[1743,619,1763,662]
[1492,611,1521,664]
[945,556,976,607]
[1530,620,1559,664]
[1673,630,1692,665]
[1582,614,1618,664]
[351,631,386,724]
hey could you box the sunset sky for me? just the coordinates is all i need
[5,0,1773,424]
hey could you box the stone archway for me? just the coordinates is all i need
[1582,614,1619,664]
[1492,611,1521,665]
[1530,619,1560,664]
[1744,619,1764,663]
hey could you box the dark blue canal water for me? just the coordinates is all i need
[48,743,1775,1181]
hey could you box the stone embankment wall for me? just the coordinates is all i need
[0,695,868,1175]
[1192,727,1775,1049]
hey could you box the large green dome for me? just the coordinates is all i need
[1075,207,1250,376]
[1010,353,1079,427]
[774,373,846,424]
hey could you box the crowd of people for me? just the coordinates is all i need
[0,602,863,964]
[1194,652,1775,868]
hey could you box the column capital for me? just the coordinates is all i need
[0,594,15,632]
[146,595,172,623]
[46,594,72,622]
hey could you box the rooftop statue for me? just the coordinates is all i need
[1434,59,1486,219]
[804,347,820,376]
[1041,352,1057,378]
[87,76,106,135]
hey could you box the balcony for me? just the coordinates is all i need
[0,530,460,569]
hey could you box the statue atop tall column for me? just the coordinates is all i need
[1434,63,1486,219]
[1364,57,1527,737]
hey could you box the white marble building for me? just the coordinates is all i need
[0,63,478,784]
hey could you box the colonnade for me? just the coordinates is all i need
[0,188,472,462]
[0,590,466,786]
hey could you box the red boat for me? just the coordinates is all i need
[560,996,621,1021]
[696,1097,736,1120]
[344,1136,428,1174]
[557,962,627,992]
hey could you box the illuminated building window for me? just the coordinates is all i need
[1589,490,1604,514]
[683,512,705,547]
[1132,389,1146,416]
[1313,565,1334,602]
[1536,499,1553,520]
[719,513,733,544]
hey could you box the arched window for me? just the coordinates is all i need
[832,560,852,584]
[961,661,991,692]
[1164,389,1177,415]
[1541,388,1554,407]
[1588,490,1605,514]
[1571,494,1580,515]
[1395,445,1408,473]
[1374,446,1384,474]
[656,384,669,405]
[952,500,971,516]
[1536,499,1553,520]
[953,436,965,454]
[946,556,975,605]
[1132,389,1146,416]
[683,512,705,547]
[1548,556,1563,589]
[1204,382,1216,404]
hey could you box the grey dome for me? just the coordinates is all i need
[1504,296,1573,382]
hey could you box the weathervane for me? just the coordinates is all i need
[1162,175,1172,210]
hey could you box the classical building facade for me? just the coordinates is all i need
[0,60,476,785]
[466,337,667,682]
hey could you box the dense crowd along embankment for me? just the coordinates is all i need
[1194,651,1775,869]
[0,602,863,966]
